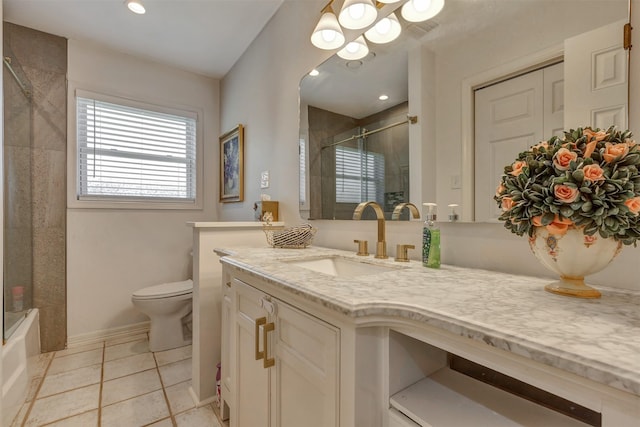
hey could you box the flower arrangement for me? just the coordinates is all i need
[494,126,640,245]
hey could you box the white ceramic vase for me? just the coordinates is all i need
[528,226,623,298]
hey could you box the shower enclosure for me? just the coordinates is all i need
[3,53,34,340]
[318,112,411,220]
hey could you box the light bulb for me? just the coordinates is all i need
[401,0,444,22]
[125,0,145,14]
[364,12,401,44]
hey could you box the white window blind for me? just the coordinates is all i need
[299,138,307,205]
[335,146,385,203]
[77,96,197,202]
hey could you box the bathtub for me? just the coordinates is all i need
[2,309,40,427]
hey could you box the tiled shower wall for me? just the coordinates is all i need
[4,22,67,351]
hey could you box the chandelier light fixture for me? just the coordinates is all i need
[311,0,444,51]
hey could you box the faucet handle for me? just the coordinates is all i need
[353,240,369,256]
[395,244,415,262]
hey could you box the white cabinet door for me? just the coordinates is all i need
[272,299,339,427]
[564,20,628,130]
[229,275,340,427]
[232,279,270,427]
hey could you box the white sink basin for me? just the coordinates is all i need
[284,256,399,278]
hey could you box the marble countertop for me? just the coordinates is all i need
[218,246,640,397]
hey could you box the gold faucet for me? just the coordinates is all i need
[352,201,387,259]
[391,202,421,220]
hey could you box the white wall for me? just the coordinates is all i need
[66,40,220,340]
[221,1,640,291]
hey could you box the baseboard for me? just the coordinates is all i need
[67,321,150,348]
[189,384,217,408]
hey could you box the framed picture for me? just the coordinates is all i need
[220,124,244,202]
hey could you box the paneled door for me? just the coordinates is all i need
[474,62,564,222]
[564,20,628,130]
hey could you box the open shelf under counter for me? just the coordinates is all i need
[389,366,591,427]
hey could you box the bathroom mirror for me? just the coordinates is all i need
[299,0,630,221]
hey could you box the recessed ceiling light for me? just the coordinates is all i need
[125,0,146,15]
[309,69,320,77]
[379,94,389,101]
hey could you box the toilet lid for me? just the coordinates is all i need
[132,279,193,299]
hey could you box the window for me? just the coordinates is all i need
[335,146,384,203]
[299,138,307,206]
[76,92,197,204]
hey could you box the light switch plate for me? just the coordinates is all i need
[261,170,270,188]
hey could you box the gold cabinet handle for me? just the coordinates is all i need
[255,317,266,360]
[263,321,275,368]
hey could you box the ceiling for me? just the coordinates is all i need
[3,0,285,78]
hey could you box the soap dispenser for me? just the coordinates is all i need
[422,203,441,268]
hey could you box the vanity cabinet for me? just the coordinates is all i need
[222,271,340,427]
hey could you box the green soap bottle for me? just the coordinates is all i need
[422,203,441,268]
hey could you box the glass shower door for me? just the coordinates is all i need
[3,54,34,340]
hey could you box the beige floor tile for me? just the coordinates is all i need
[54,342,104,358]
[44,409,99,426]
[103,352,156,381]
[48,348,103,375]
[39,364,102,397]
[104,338,150,362]
[102,368,162,406]
[165,380,196,414]
[105,332,149,347]
[158,358,192,387]
[155,344,192,366]
[25,383,100,426]
[101,389,170,427]
[175,405,221,427]
[147,417,174,427]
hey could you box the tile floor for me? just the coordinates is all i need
[11,333,224,427]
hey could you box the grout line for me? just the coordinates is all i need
[20,351,56,426]
[39,409,98,426]
[98,341,105,427]
[153,351,178,427]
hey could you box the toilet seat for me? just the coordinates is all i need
[132,279,193,300]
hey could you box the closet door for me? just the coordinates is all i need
[474,63,564,222]
[564,19,628,130]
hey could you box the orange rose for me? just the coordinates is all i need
[496,183,506,197]
[582,128,608,158]
[546,215,573,236]
[603,142,629,163]
[510,160,527,176]
[554,185,579,203]
[553,148,577,171]
[501,197,514,211]
[532,216,543,227]
[582,164,605,182]
[583,139,598,158]
[583,128,608,143]
[624,197,640,215]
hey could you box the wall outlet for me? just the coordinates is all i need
[261,170,270,189]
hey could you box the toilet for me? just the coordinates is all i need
[131,279,193,352]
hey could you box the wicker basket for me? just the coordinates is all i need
[264,224,317,249]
